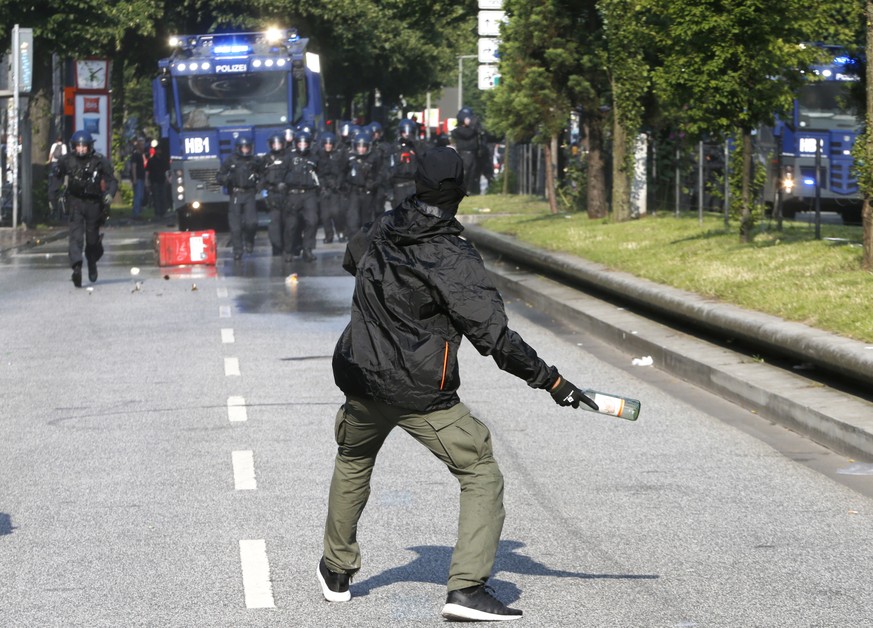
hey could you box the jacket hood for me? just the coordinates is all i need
[378,195,464,246]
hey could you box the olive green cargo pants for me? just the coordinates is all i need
[322,396,506,592]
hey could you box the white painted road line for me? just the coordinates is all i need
[232,450,257,490]
[239,540,275,609]
[220,305,231,318]
[225,357,240,376]
[217,287,228,298]
[221,328,235,344]
[227,396,248,422]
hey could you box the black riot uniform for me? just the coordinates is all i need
[450,107,482,195]
[316,132,346,244]
[344,130,380,235]
[258,134,290,256]
[55,130,118,287]
[389,119,425,207]
[216,136,259,260]
[283,131,320,263]
[368,122,391,220]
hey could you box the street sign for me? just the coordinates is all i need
[17,28,32,94]
[478,10,506,37]
[478,38,500,64]
[478,64,500,90]
[478,0,503,8]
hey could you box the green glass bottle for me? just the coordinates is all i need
[582,390,641,421]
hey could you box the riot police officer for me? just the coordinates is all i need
[55,130,118,287]
[344,130,380,234]
[367,121,390,219]
[389,118,424,206]
[258,134,289,256]
[450,106,482,194]
[216,136,259,260]
[316,132,346,243]
[283,130,320,263]
[338,122,359,153]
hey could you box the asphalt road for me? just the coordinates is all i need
[1,222,872,627]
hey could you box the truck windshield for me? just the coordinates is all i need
[177,72,290,129]
[797,81,860,131]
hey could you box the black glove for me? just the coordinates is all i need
[550,376,598,411]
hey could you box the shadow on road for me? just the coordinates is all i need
[352,539,659,602]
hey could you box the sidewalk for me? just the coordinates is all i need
[0,224,68,256]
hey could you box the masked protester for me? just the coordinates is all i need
[318,147,599,622]
[55,130,118,287]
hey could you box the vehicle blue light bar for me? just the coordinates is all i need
[214,44,251,55]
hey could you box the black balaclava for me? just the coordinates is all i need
[414,147,467,215]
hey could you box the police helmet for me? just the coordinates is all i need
[398,119,417,140]
[353,130,372,155]
[296,121,316,138]
[368,121,383,139]
[235,136,253,156]
[70,130,94,155]
[320,132,337,150]
[295,130,312,153]
[338,121,353,139]
[457,107,474,125]
[284,128,295,144]
[268,134,286,154]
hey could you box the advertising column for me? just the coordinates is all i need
[72,59,110,157]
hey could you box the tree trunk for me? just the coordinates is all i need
[544,134,558,214]
[611,102,631,221]
[740,130,753,242]
[586,115,608,219]
[864,0,873,269]
[863,200,873,270]
[28,47,53,224]
[502,139,511,195]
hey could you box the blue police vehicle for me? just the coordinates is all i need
[153,27,325,230]
[761,47,862,224]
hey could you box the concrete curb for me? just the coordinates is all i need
[463,224,873,460]
[0,228,69,256]
[464,225,873,388]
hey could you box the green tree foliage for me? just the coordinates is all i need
[600,0,653,221]
[650,0,835,241]
[489,0,603,214]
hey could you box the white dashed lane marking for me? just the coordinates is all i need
[221,328,235,344]
[217,287,228,298]
[238,540,275,608]
[232,450,257,490]
[224,357,240,376]
[227,396,248,422]
[220,305,232,318]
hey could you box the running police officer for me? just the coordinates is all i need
[316,132,346,243]
[259,134,289,256]
[55,130,118,287]
[283,130,320,263]
[389,118,424,206]
[216,136,259,260]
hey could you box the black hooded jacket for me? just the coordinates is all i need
[332,195,558,412]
